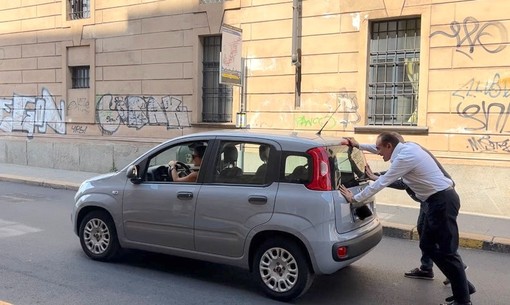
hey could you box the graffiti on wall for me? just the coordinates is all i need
[467,135,510,153]
[453,73,510,134]
[430,17,507,59]
[96,94,191,135]
[295,91,361,130]
[71,125,88,134]
[0,87,66,138]
[67,98,90,114]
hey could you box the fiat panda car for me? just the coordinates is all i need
[71,130,382,301]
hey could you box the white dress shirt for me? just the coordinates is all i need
[354,142,454,202]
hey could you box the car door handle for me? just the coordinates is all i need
[248,195,267,205]
[177,192,194,200]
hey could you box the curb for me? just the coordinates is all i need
[0,175,80,191]
[381,221,510,254]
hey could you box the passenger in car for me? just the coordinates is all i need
[253,144,270,183]
[168,145,206,182]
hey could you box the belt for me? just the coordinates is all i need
[426,186,454,202]
[441,186,454,192]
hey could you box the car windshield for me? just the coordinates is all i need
[326,145,367,188]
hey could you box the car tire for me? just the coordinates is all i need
[253,238,315,302]
[79,210,120,261]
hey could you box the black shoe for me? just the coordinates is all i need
[444,265,469,285]
[440,301,472,305]
[404,267,434,280]
[445,285,476,302]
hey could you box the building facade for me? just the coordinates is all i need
[0,0,508,215]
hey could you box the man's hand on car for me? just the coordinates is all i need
[341,137,360,148]
[339,184,354,203]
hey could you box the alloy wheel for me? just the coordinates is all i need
[259,247,298,293]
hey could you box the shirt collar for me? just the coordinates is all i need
[390,142,404,162]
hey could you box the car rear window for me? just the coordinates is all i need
[326,145,366,188]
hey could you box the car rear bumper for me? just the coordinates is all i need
[310,218,383,274]
[332,220,383,262]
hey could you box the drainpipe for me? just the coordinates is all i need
[291,0,302,108]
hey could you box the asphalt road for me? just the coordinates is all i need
[0,181,509,305]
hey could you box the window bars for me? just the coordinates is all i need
[71,66,90,89]
[69,0,90,20]
[202,36,233,123]
[368,18,421,126]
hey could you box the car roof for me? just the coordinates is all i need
[170,129,344,150]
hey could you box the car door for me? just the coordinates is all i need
[194,139,279,257]
[122,140,209,250]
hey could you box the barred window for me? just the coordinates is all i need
[69,0,90,20]
[202,36,233,123]
[71,66,90,89]
[368,18,420,126]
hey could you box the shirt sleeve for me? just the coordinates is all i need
[359,143,378,154]
[353,148,415,202]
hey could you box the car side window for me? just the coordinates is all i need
[144,142,198,182]
[213,141,273,185]
[283,154,311,184]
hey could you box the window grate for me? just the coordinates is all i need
[71,66,90,89]
[368,18,420,126]
[69,0,90,20]
[202,36,233,123]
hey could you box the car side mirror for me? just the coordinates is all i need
[126,165,142,184]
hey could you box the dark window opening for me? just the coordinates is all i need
[69,0,90,20]
[71,66,90,89]
[202,36,233,123]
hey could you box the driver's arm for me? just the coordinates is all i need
[169,161,198,182]
[169,165,179,181]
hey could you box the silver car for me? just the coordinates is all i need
[71,130,382,301]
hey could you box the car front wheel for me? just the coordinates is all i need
[79,210,120,261]
[253,238,314,302]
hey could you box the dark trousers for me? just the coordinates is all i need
[416,203,434,270]
[419,188,472,304]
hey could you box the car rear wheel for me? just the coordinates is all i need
[79,210,120,261]
[253,238,314,301]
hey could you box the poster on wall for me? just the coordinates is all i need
[220,24,243,86]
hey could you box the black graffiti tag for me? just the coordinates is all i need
[430,17,507,59]
[456,100,510,133]
[467,135,510,153]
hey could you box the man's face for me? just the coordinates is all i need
[375,137,394,162]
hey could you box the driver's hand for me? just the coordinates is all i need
[168,160,176,168]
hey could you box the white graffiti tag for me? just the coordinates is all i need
[0,88,65,138]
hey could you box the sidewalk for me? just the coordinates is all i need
[1,163,509,254]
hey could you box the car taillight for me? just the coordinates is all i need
[336,246,348,259]
[306,147,332,191]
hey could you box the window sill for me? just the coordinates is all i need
[192,122,238,129]
[354,126,428,135]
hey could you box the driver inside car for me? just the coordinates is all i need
[168,144,206,182]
